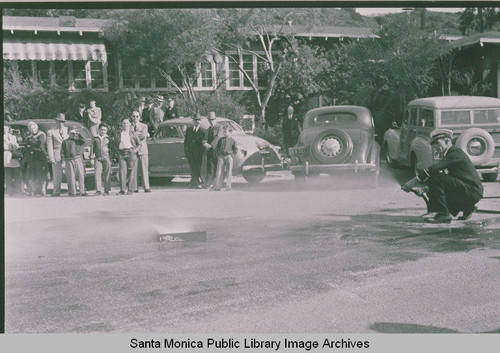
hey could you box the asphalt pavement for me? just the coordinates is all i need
[4,163,500,333]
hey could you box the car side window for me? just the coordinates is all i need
[420,109,434,128]
[155,125,182,139]
[473,109,500,124]
[441,111,471,125]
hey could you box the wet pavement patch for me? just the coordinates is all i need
[305,212,500,254]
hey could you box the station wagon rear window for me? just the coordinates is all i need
[313,113,356,124]
[441,111,471,125]
[472,109,500,124]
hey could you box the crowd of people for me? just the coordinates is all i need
[4,95,238,197]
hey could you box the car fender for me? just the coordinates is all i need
[383,129,400,161]
[410,136,433,169]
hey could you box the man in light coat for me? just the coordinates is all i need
[46,113,69,196]
[87,100,102,136]
[131,111,151,192]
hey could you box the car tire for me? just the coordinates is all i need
[311,129,353,164]
[455,128,495,166]
[243,170,266,184]
[383,142,398,167]
[482,172,498,182]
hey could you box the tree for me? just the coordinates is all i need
[103,9,221,113]
[216,8,303,125]
[326,14,448,133]
[459,7,500,35]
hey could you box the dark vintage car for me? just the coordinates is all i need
[148,117,283,184]
[288,105,380,181]
[6,119,104,189]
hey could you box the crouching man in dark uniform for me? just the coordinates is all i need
[403,129,483,224]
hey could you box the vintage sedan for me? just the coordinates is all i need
[6,119,100,189]
[288,105,380,181]
[148,117,283,184]
[383,96,500,181]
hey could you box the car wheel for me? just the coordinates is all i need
[482,172,498,182]
[243,170,266,184]
[311,129,353,164]
[455,128,495,166]
[384,142,398,167]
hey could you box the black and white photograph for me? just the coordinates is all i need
[2,1,500,346]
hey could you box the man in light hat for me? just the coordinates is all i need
[61,126,87,196]
[203,111,221,187]
[403,129,483,223]
[150,95,166,132]
[46,113,69,196]
[87,100,102,137]
[184,113,205,189]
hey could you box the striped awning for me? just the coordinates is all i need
[3,39,107,63]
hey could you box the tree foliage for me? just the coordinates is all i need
[327,15,449,132]
[459,7,500,35]
[103,9,221,113]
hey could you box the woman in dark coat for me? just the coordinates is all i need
[25,121,49,196]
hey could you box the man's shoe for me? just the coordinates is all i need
[80,193,88,197]
[458,206,478,221]
[103,192,110,196]
[69,194,77,197]
[134,190,139,193]
[51,193,60,197]
[95,191,102,196]
[117,191,125,195]
[226,187,232,191]
[144,189,152,193]
[126,190,133,195]
[425,213,452,224]
[421,212,437,219]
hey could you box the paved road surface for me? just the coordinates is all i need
[4,165,500,333]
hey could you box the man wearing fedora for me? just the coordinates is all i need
[150,94,166,132]
[46,113,69,196]
[403,129,483,223]
[184,113,205,189]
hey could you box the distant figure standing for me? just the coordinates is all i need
[87,100,102,136]
[282,105,301,155]
[75,103,88,124]
[4,126,23,195]
[46,113,69,196]
[150,95,166,132]
[61,127,87,197]
[184,113,205,189]
[211,126,238,191]
[115,117,140,195]
[131,110,151,193]
[25,121,48,196]
[165,97,180,120]
[203,112,221,187]
[91,123,112,196]
[143,96,155,135]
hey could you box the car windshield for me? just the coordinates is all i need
[217,120,244,133]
